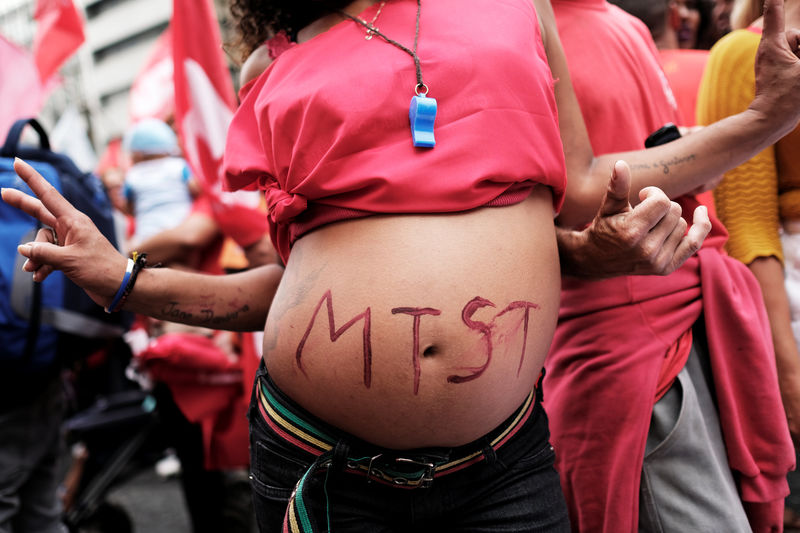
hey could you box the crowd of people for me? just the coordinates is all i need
[3,0,800,531]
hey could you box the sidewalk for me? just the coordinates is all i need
[106,468,191,532]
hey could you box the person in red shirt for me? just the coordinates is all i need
[546,0,796,531]
[611,0,719,215]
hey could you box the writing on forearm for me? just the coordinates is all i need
[630,153,697,175]
[296,290,540,394]
[161,301,251,325]
[656,154,696,174]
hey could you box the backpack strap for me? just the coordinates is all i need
[11,230,125,340]
[1,118,50,157]
[10,229,42,364]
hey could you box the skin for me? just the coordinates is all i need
[673,0,702,48]
[391,306,442,394]
[8,0,800,446]
[295,289,374,386]
[531,0,800,228]
[713,0,734,38]
[131,210,220,266]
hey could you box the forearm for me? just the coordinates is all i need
[119,264,283,331]
[540,0,800,228]
[131,213,219,264]
[555,161,708,279]
[560,108,777,227]
[130,226,189,262]
[749,257,800,387]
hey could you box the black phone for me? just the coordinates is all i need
[644,122,681,148]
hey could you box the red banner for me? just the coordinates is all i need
[0,35,45,139]
[129,28,174,123]
[171,0,267,247]
[32,0,85,82]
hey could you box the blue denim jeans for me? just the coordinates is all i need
[248,363,570,533]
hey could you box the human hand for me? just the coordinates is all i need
[1,158,128,307]
[559,160,711,278]
[751,0,800,136]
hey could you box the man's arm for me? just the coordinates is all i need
[557,160,710,278]
[748,257,800,446]
[2,159,281,332]
[534,0,800,227]
[130,209,220,264]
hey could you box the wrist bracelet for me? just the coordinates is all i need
[105,258,134,313]
[109,252,148,313]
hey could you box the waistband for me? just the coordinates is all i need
[256,370,543,533]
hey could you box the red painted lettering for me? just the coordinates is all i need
[296,290,373,387]
[495,301,540,376]
[391,307,442,394]
[448,297,496,384]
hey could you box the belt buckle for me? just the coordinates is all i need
[395,457,436,488]
[365,454,436,488]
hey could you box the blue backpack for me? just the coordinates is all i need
[0,118,127,378]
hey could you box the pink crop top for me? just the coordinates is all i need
[223,0,566,263]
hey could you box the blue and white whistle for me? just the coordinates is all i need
[409,92,437,148]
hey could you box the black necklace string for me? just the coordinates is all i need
[339,0,426,94]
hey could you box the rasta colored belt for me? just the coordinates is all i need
[256,373,542,533]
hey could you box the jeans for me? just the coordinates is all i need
[248,363,570,533]
[0,377,67,533]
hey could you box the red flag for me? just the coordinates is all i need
[0,35,46,139]
[129,28,174,123]
[32,0,85,83]
[172,0,267,247]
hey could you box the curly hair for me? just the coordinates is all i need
[229,0,354,59]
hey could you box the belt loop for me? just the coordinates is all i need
[331,439,351,473]
[535,367,546,404]
[481,437,498,465]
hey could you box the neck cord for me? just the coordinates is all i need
[339,0,426,95]
[339,0,436,148]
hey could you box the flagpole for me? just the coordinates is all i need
[76,34,106,154]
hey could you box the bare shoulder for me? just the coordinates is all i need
[239,43,274,87]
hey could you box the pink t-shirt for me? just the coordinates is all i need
[223,0,566,263]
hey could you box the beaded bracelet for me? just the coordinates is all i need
[105,252,148,313]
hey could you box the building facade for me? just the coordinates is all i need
[0,0,236,156]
